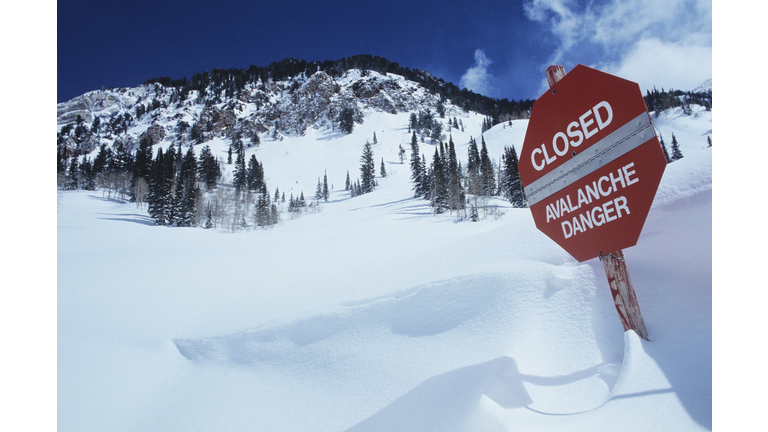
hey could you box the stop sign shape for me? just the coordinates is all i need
[519,65,667,262]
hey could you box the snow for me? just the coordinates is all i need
[55,104,712,431]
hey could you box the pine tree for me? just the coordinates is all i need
[479,136,496,196]
[345,170,351,191]
[174,147,199,227]
[398,145,406,163]
[410,132,424,197]
[256,191,271,228]
[467,136,481,192]
[360,142,375,194]
[315,177,324,201]
[380,158,387,177]
[420,154,431,201]
[132,138,153,199]
[338,108,355,134]
[67,152,81,190]
[670,133,684,161]
[80,157,95,190]
[232,144,247,193]
[470,204,479,222]
[147,148,174,225]
[204,204,213,229]
[431,148,449,214]
[197,145,220,190]
[323,171,329,201]
[246,154,263,192]
[447,136,464,214]
[500,146,526,207]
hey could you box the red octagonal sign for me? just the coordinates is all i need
[519,65,667,262]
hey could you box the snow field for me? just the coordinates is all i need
[58,104,711,431]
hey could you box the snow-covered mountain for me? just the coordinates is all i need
[57,68,453,138]
[57,64,713,431]
[693,78,713,94]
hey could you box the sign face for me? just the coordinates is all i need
[519,65,666,262]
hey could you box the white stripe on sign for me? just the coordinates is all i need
[524,112,654,206]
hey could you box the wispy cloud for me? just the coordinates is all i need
[524,0,712,92]
[460,49,495,95]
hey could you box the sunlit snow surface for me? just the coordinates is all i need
[58,106,711,431]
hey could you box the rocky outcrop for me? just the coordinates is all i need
[266,71,340,135]
[191,106,238,140]
[139,124,166,145]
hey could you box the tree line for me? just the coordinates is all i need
[645,87,712,114]
[408,131,526,221]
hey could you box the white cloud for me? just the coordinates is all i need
[600,37,712,93]
[460,49,495,95]
[524,0,712,92]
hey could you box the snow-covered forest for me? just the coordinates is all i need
[56,60,713,431]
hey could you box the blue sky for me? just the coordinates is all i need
[56,0,712,103]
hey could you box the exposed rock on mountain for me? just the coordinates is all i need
[57,69,460,149]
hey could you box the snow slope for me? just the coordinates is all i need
[57,104,712,431]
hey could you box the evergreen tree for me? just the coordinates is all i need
[93,144,111,176]
[420,154,431,201]
[410,132,425,197]
[409,113,418,133]
[380,158,387,177]
[431,120,442,144]
[232,144,247,193]
[431,148,449,214]
[360,141,375,194]
[670,133,684,161]
[315,177,324,201]
[470,204,479,222]
[132,138,153,199]
[246,154,264,192]
[204,204,213,229]
[80,157,95,190]
[500,146,526,207]
[479,136,496,196]
[338,108,355,134]
[466,136,481,199]
[174,147,199,226]
[398,145,406,163]
[67,156,80,190]
[147,148,174,225]
[323,171,329,201]
[197,145,221,190]
[447,136,464,214]
[345,170,351,190]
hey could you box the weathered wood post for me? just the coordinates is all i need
[600,250,648,340]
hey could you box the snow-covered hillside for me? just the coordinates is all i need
[57,78,712,432]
